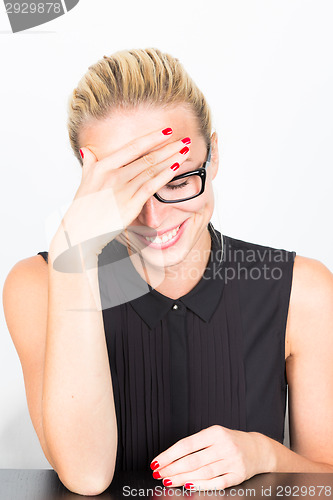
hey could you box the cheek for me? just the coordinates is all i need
[187,182,214,216]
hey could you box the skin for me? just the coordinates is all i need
[3,103,333,494]
[79,104,218,299]
[79,104,333,490]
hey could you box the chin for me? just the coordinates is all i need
[142,242,190,269]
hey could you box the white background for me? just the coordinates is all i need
[0,0,332,468]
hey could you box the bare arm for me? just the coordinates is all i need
[2,247,118,497]
[283,256,333,468]
[253,255,333,473]
[41,233,118,495]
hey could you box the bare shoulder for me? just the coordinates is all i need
[3,254,48,354]
[3,254,48,298]
[287,255,333,356]
[292,254,333,293]
[4,254,48,285]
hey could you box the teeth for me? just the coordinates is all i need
[145,225,181,244]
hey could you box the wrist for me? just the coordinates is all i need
[49,229,100,273]
[250,432,277,474]
[46,192,124,270]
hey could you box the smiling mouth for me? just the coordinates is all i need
[129,219,188,248]
[143,224,181,244]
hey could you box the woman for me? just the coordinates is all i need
[3,48,333,496]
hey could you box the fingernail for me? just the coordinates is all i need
[162,128,173,135]
[163,479,172,487]
[150,460,160,470]
[153,470,161,479]
[179,146,189,155]
[181,137,191,145]
[185,483,196,490]
[170,162,180,171]
[79,149,84,159]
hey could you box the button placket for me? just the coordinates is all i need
[170,302,185,315]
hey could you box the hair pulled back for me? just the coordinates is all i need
[67,48,212,164]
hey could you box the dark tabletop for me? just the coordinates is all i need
[1,470,333,499]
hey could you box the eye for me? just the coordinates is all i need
[166,179,190,190]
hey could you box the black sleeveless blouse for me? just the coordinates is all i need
[37,225,295,473]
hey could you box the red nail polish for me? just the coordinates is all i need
[162,128,173,135]
[79,149,84,159]
[179,146,189,155]
[170,162,180,171]
[150,460,160,470]
[185,483,195,490]
[181,137,191,145]
[163,479,172,487]
[153,470,161,479]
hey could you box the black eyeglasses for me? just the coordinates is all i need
[153,145,211,203]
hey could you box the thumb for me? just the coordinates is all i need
[79,147,97,169]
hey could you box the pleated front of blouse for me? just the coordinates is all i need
[186,272,247,435]
[104,305,168,471]
[98,227,248,472]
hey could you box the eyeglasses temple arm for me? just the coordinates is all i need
[206,144,212,164]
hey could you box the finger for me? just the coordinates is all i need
[182,472,243,492]
[80,146,98,172]
[127,145,190,200]
[132,150,189,208]
[115,137,191,183]
[150,427,216,471]
[156,447,220,479]
[95,127,174,171]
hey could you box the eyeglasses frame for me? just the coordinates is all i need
[153,144,212,203]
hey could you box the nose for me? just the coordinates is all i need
[137,195,171,229]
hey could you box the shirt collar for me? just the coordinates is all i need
[129,225,226,329]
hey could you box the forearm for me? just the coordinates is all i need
[252,432,333,474]
[42,239,117,492]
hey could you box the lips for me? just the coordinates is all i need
[131,219,189,250]
[134,222,183,238]
[144,225,181,244]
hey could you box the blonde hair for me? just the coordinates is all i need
[67,48,212,164]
